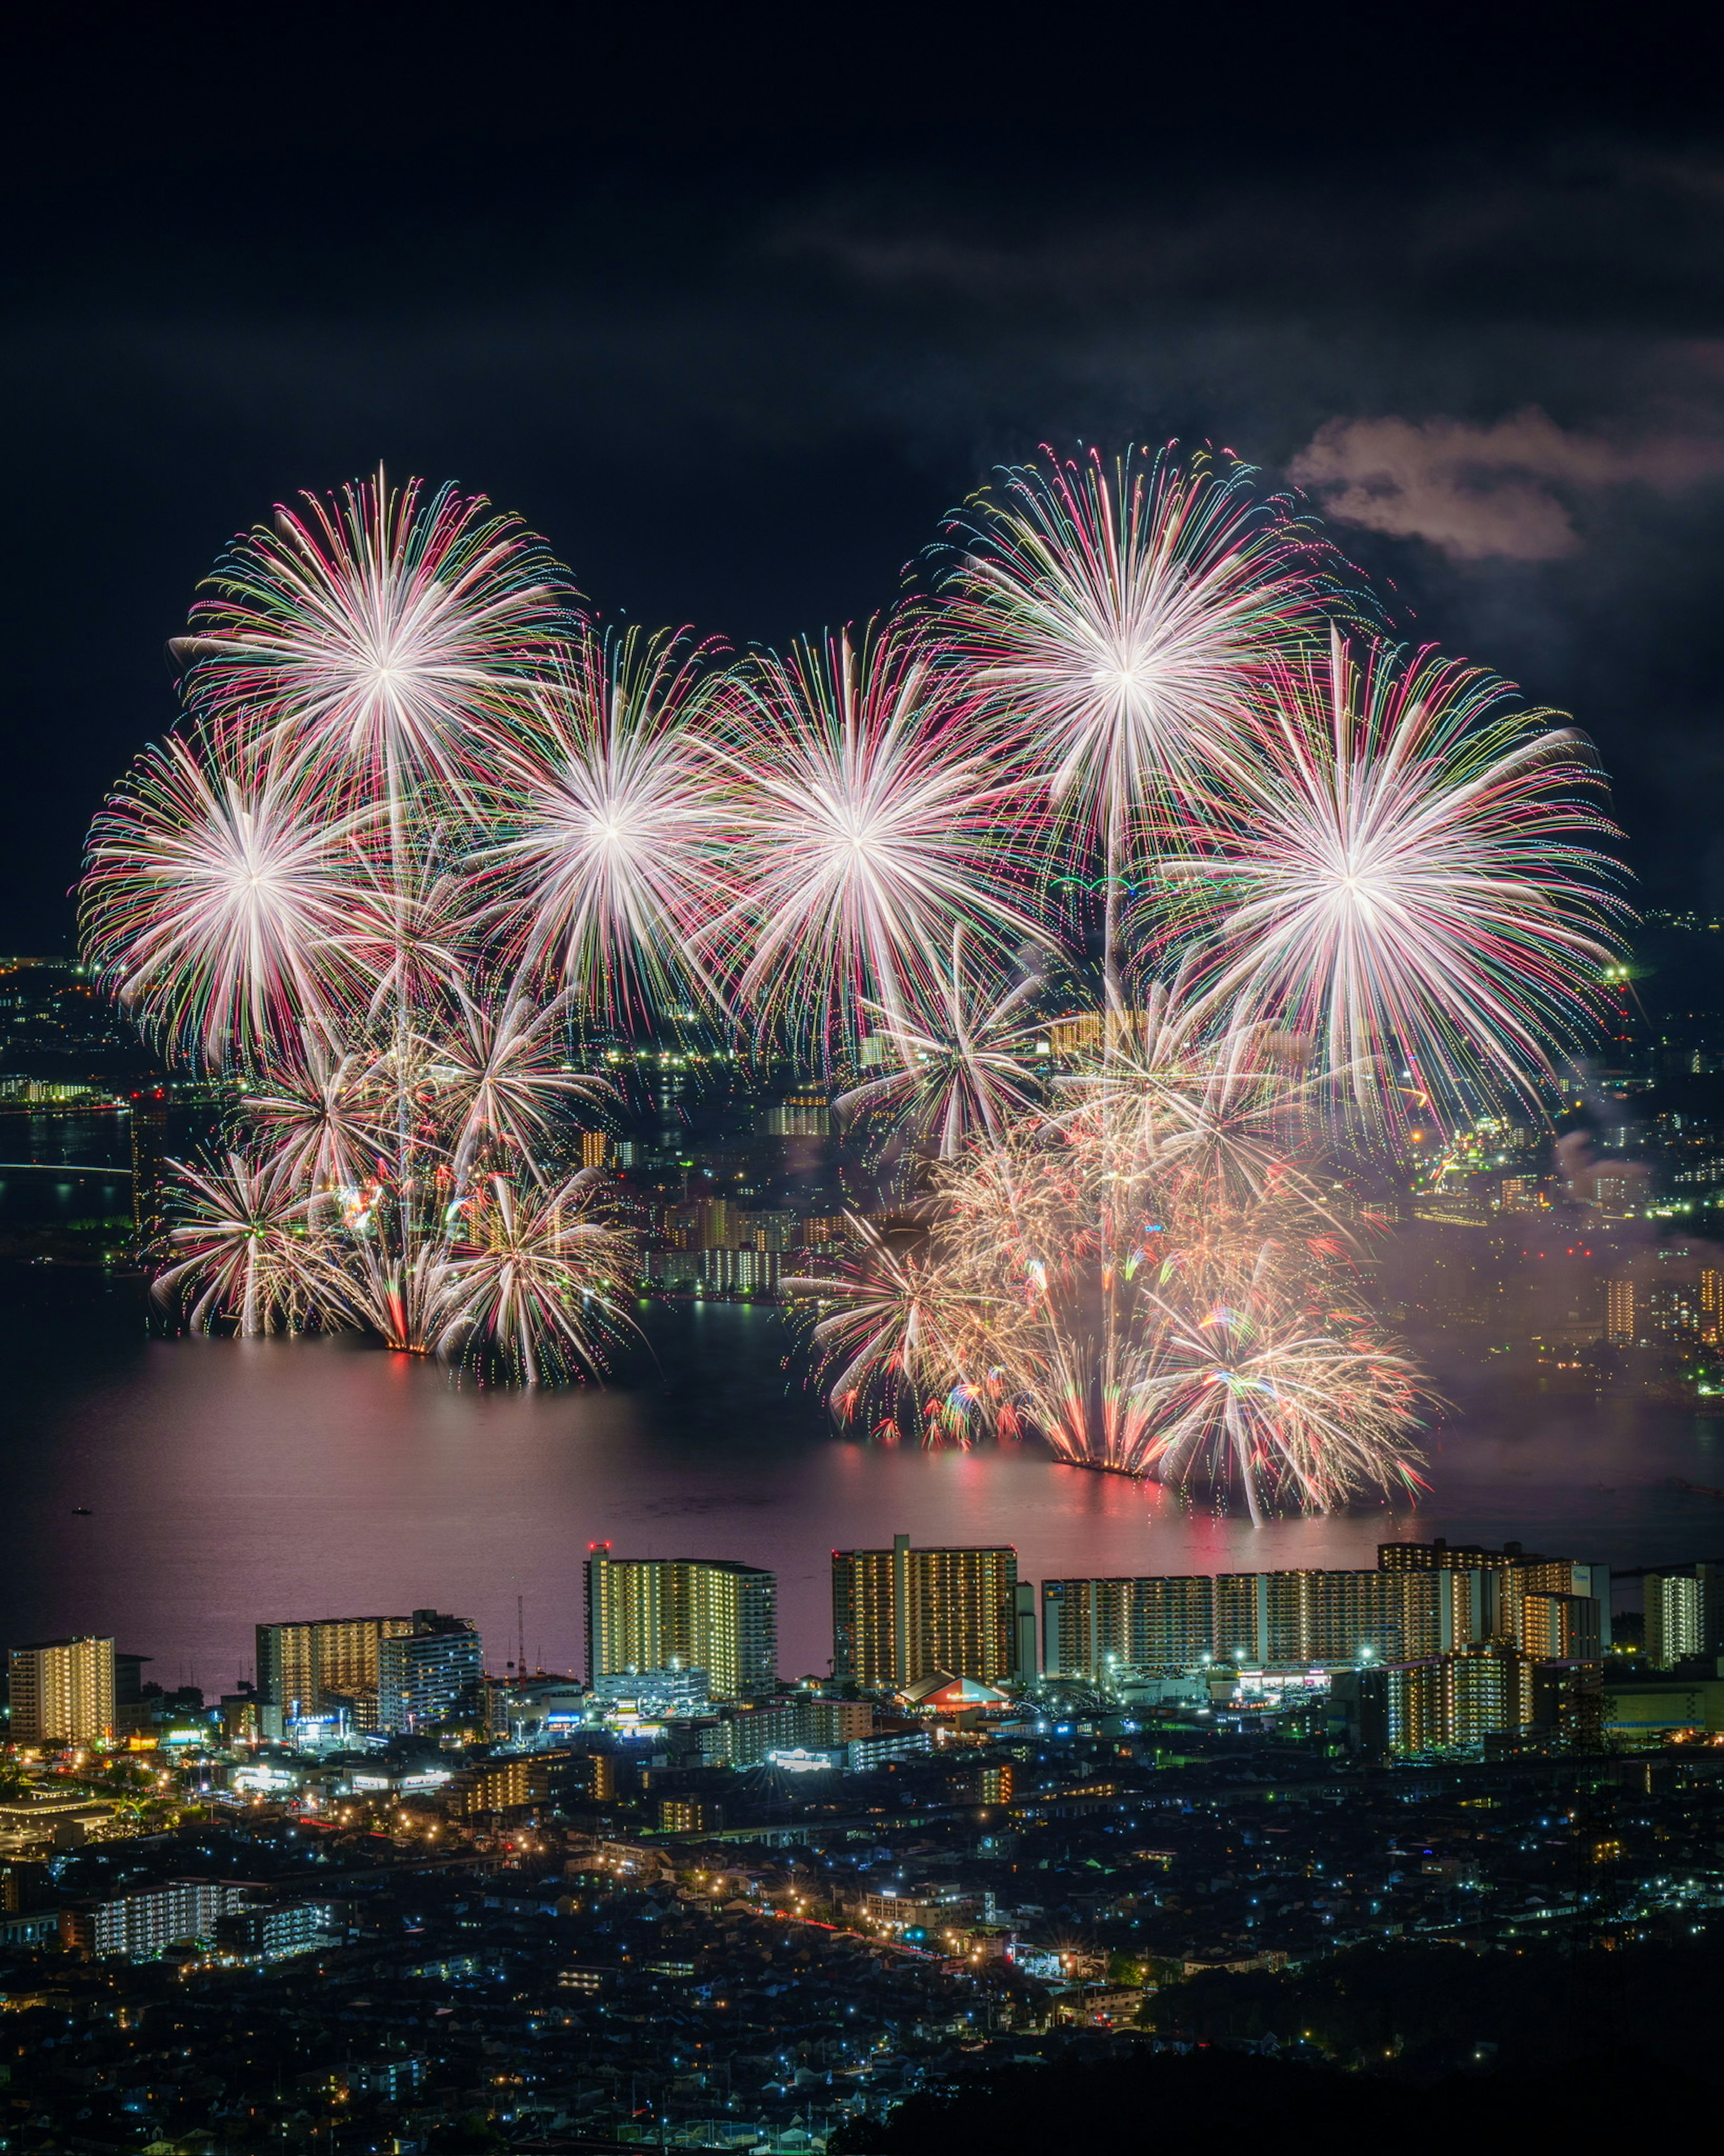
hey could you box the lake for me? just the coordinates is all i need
[4,1171,1724,1687]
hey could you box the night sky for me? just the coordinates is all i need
[5,4,1723,951]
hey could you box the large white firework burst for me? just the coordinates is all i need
[707,620,1049,1063]
[1159,632,1628,1115]
[476,626,739,1026]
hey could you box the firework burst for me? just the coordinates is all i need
[435,1168,635,1384]
[175,468,574,795]
[81,724,378,1063]
[477,626,739,1027]
[1157,631,1628,1116]
[1138,1230,1429,1524]
[430,981,607,1190]
[833,928,1047,1161]
[243,1026,389,1199]
[943,444,1341,980]
[707,621,1049,1063]
[152,1147,328,1336]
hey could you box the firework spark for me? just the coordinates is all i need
[1158,631,1628,1114]
[81,725,378,1063]
[707,621,1048,1062]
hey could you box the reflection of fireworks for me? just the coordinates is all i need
[1160,633,1627,1114]
[709,622,1047,1060]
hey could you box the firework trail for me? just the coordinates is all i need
[943,444,1341,984]
[1156,630,1628,1118]
[81,724,378,1064]
[477,626,739,1027]
[435,1168,635,1384]
[832,927,1047,1161]
[1138,1230,1429,1525]
[706,621,1049,1063]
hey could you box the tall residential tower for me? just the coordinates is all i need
[584,1550,776,1699]
[832,1534,1019,1689]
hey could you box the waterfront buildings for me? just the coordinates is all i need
[1040,1538,1609,1743]
[256,1614,414,1729]
[831,1534,1021,1688]
[584,1550,776,1699]
[6,1636,114,1746]
[376,1612,483,1733]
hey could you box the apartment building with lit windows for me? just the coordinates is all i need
[832,1534,1019,1689]
[584,1550,776,1700]
[6,1636,115,1746]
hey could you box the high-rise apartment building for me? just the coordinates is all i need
[256,1615,415,1728]
[1443,1643,1537,1747]
[376,1612,483,1733]
[831,1534,1019,1689]
[1363,1643,1537,1755]
[1645,1566,1721,1667]
[6,1636,115,1745]
[1380,1540,1610,1653]
[584,1550,776,1700]
[1605,1277,1636,1344]
[1042,1566,1472,1677]
[1517,1591,1598,1662]
[764,1086,831,1136]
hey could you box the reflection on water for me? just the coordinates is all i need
[4,1274,1723,1689]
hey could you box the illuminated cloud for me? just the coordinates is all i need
[1290,407,1724,560]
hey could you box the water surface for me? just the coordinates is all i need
[5,1256,1723,1688]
